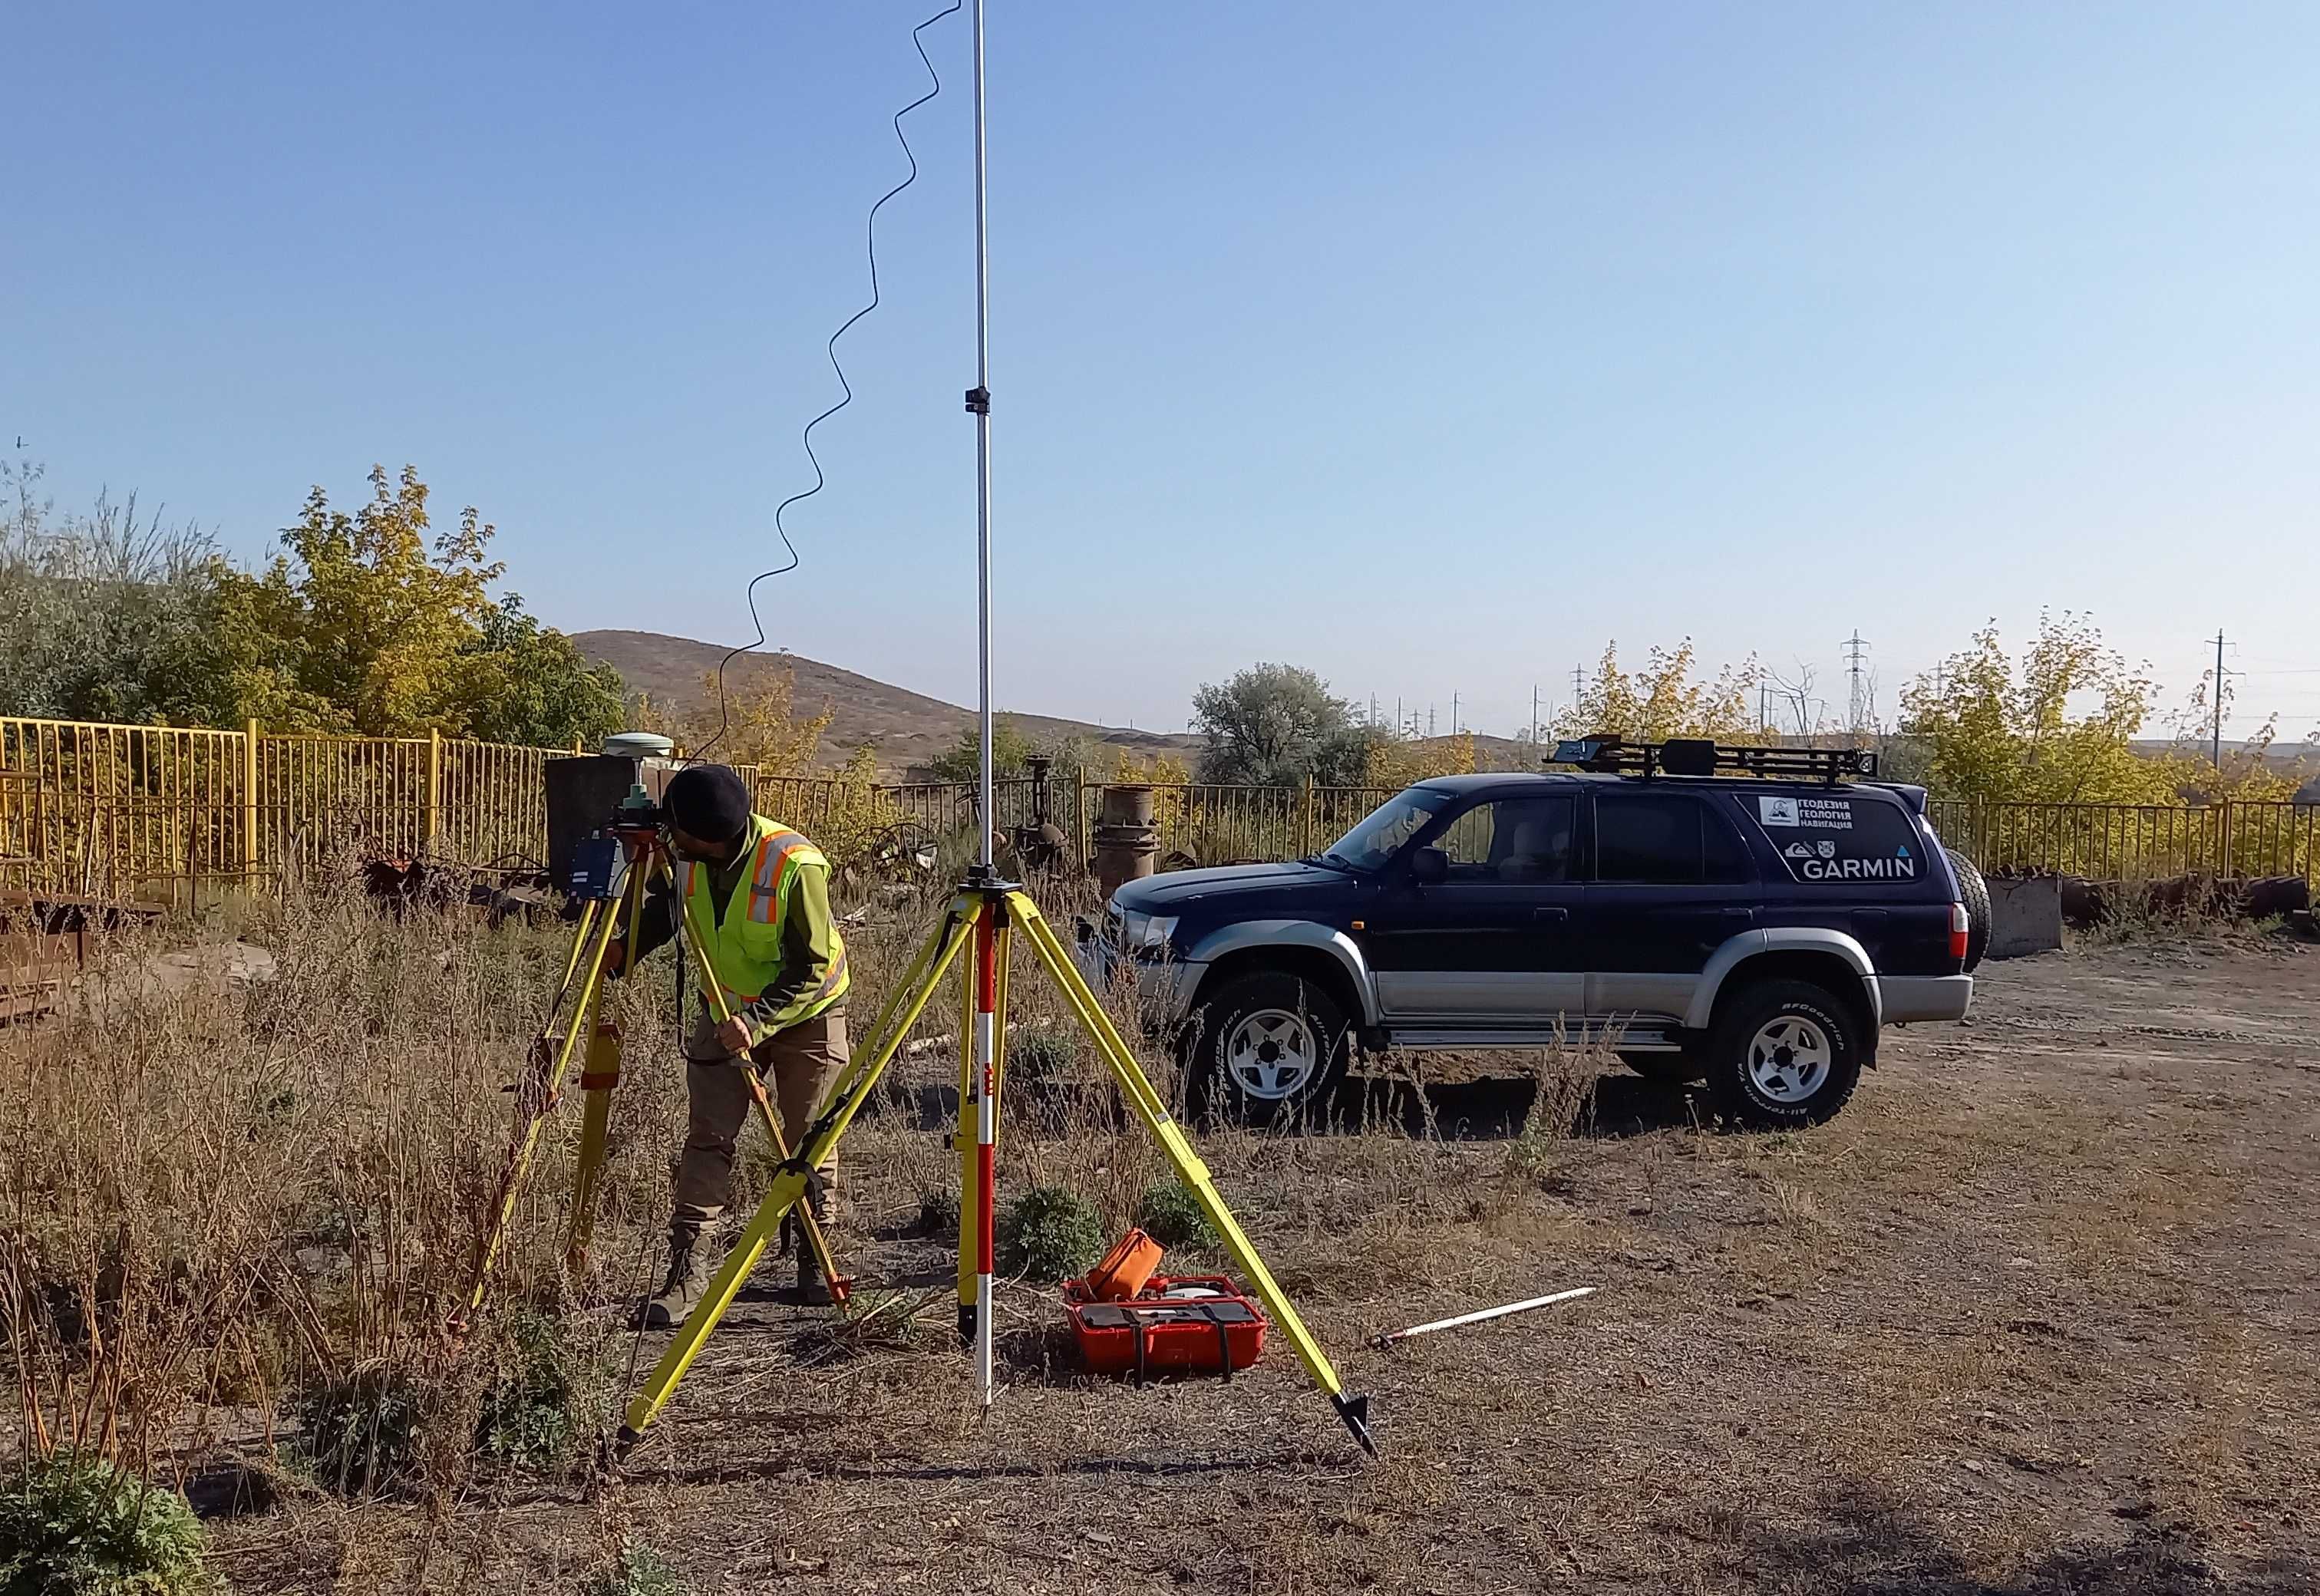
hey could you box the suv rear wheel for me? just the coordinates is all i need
[1707,979,1863,1127]
[1185,970,1353,1128]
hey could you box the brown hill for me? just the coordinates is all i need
[572,630,1196,775]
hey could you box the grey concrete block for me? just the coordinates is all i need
[1987,875,2064,959]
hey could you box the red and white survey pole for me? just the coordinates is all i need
[965,0,998,1411]
[972,913,998,1403]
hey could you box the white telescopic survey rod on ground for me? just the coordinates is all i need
[966,0,998,1412]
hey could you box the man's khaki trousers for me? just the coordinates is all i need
[672,1009,849,1230]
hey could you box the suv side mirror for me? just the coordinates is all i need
[1408,846,1449,886]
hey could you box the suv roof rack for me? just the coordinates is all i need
[1549,736,1877,786]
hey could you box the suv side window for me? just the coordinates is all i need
[1431,796,1576,883]
[1594,793,1751,885]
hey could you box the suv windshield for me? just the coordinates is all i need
[1324,786,1456,872]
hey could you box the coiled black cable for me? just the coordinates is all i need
[694,0,962,763]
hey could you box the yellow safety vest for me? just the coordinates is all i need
[679,813,849,1030]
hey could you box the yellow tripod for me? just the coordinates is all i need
[457,816,849,1331]
[616,876,1377,1457]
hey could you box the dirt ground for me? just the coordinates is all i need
[210,933,2320,1594]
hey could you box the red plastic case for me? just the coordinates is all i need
[1062,1273,1268,1380]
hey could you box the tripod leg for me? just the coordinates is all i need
[1009,893,1377,1456]
[565,1019,621,1277]
[459,885,625,1328]
[618,902,978,1447]
[992,916,1011,1136]
[567,852,658,1280]
[817,886,952,1111]
[556,896,602,996]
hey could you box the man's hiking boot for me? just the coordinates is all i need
[795,1247,836,1307]
[781,1195,840,1307]
[636,1226,713,1331]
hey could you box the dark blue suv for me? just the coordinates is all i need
[1077,740,1984,1128]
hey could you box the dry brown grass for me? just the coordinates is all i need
[5,895,2318,1593]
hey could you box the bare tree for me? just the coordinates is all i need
[1764,661,1820,740]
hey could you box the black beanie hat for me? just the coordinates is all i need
[665,765,752,843]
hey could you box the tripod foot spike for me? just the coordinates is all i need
[612,1424,643,1462]
[1332,1393,1378,1458]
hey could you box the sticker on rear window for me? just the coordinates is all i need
[1771,835,1919,882]
[1758,794,1855,830]
[1751,793,1923,882]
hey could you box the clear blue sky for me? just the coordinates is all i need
[8,3,2318,740]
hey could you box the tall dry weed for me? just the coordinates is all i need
[0,878,692,1498]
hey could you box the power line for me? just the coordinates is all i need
[2212,628,2226,770]
[1843,630,1870,735]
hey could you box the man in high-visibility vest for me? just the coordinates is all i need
[608,764,851,1324]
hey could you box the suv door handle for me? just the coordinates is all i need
[1533,907,1569,922]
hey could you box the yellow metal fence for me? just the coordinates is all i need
[0,717,569,904]
[4,714,2311,906]
[1925,797,2318,885]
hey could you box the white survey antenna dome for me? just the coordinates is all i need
[600,731,675,760]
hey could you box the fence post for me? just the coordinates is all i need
[1301,774,1315,857]
[242,718,260,881]
[1075,766,1090,866]
[425,727,443,851]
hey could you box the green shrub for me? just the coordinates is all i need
[993,1186,1105,1282]
[1137,1181,1219,1251]
[1005,1026,1078,1077]
[912,1188,960,1238]
[474,1307,589,1472]
[298,1365,427,1497]
[0,1455,217,1596]
[587,1542,684,1596]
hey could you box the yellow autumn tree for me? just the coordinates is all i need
[628,667,835,777]
[212,464,620,743]
[1552,641,1761,745]
[216,465,499,733]
[1363,732,1476,789]
[1899,613,2177,806]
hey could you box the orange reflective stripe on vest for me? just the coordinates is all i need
[745,828,812,931]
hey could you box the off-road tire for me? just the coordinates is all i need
[1618,1050,1704,1086]
[1946,849,1991,971]
[1707,979,1863,1128]
[1183,970,1353,1129]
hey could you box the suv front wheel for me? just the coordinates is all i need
[1707,979,1863,1126]
[1184,970,1353,1128]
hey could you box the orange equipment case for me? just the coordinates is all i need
[1062,1274,1268,1381]
[1084,1228,1165,1301]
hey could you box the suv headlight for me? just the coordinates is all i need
[1115,909,1178,957]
